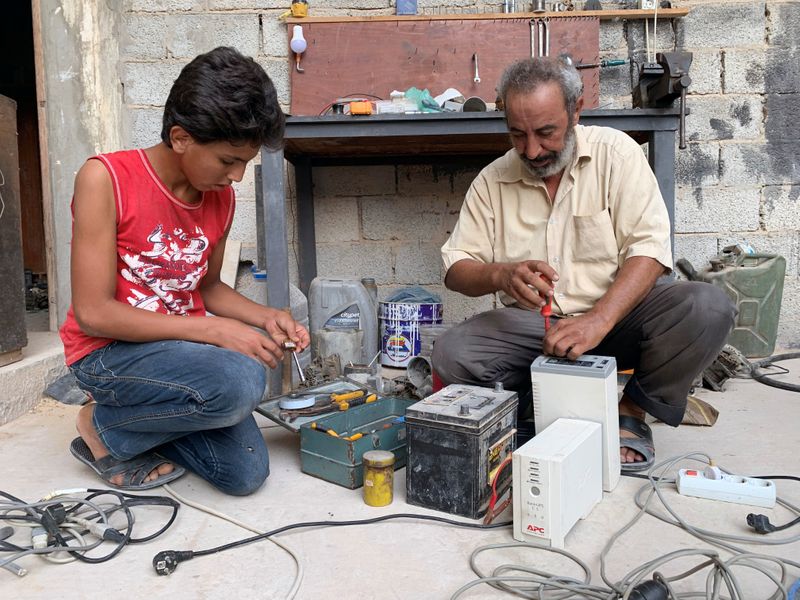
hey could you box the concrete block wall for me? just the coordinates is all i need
[119,0,800,346]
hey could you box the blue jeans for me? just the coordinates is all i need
[70,340,269,495]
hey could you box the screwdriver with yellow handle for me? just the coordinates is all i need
[310,422,339,437]
[335,393,378,411]
[330,389,366,403]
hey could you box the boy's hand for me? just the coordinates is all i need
[208,317,287,368]
[261,308,310,353]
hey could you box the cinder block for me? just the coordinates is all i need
[122,15,169,60]
[716,231,798,278]
[260,58,290,105]
[769,0,800,48]
[394,242,444,285]
[675,186,760,233]
[627,19,676,59]
[397,165,454,196]
[677,2,765,49]
[724,48,766,94]
[262,12,289,57]
[762,185,800,232]
[720,143,770,187]
[313,196,360,242]
[684,95,763,142]
[675,142,720,188]
[128,0,196,11]
[764,48,800,95]
[451,166,483,200]
[123,61,185,105]
[759,140,800,184]
[209,1,285,8]
[600,61,635,101]
[600,21,626,53]
[0,334,66,426]
[228,199,258,246]
[673,233,719,276]
[314,165,396,197]
[686,50,722,95]
[361,196,445,242]
[766,94,800,142]
[316,241,394,284]
[129,107,163,148]
[232,162,257,203]
[166,14,260,58]
[440,287,496,324]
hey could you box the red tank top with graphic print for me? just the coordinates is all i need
[59,149,235,365]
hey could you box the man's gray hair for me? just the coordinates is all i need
[497,57,584,115]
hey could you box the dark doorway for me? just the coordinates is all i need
[0,2,48,331]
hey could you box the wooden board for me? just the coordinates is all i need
[286,8,689,23]
[0,95,28,355]
[289,17,599,116]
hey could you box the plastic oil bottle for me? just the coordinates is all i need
[309,277,378,365]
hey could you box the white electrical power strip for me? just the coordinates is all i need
[676,467,776,508]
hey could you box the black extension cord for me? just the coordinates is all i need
[153,513,511,576]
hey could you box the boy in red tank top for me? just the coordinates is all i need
[60,47,309,495]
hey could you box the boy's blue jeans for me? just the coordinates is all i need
[70,340,269,496]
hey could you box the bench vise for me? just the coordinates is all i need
[632,51,693,149]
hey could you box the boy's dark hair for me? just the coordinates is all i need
[161,46,285,150]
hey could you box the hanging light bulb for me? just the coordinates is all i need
[290,25,307,72]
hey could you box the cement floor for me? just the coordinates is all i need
[2,364,799,599]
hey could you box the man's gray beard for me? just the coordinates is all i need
[521,126,577,179]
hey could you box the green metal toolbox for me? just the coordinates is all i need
[256,378,413,489]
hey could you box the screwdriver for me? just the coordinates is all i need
[540,276,553,332]
[310,422,339,437]
[336,393,378,411]
[282,340,306,384]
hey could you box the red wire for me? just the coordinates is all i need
[488,456,513,513]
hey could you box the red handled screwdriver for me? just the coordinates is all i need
[540,276,553,332]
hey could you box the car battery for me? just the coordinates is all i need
[405,384,518,519]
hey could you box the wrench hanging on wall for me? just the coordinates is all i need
[530,17,550,58]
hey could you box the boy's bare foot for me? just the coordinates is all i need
[618,395,646,464]
[76,404,175,485]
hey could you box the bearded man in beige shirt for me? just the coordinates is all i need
[434,57,735,472]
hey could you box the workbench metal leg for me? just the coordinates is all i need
[259,148,290,397]
[649,131,676,255]
[295,159,317,295]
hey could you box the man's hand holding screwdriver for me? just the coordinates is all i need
[497,260,611,361]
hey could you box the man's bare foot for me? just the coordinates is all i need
[76,404,175,485]
[618,395,646,464]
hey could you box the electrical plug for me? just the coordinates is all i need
[72,517,125,543]
[31,526,49,549]
[153,550,195,576]
[746,513,776,534]
[629,579,669,600]
[40,504,67,536]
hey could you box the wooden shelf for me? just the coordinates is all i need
[287,8,689,24]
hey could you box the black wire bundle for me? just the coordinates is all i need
[1,488,179,576]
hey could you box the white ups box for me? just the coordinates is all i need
[512,418,602,549]
[531,355,620,492]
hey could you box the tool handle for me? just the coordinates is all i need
[330,390,365,402]
[336,393,378,412]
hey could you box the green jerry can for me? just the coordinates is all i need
[677,245,786,358]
